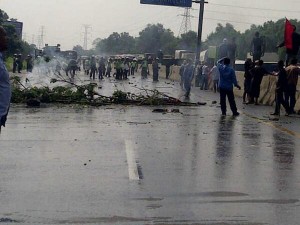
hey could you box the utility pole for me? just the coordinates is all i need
[83,24,92,50]
[37,26,45,49]
[40,26,45,47]
[193,0,207,64]
[32,34,35,46]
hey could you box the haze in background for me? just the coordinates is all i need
[1,0,299,50]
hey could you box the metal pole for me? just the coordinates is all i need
[195,0,205,64]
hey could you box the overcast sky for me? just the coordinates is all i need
[1,0,300,50]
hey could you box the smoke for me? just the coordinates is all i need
[22,56,72,88]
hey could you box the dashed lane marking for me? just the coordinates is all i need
[125,140,140,180]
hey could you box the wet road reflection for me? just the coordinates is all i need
[1,88,300,224]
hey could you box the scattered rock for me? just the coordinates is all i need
[171,109,180,113]
[0,218,19,223]
[212,101,217,104]
[152,109,168,113]
[197,102,207,106]
[26,98,41,107]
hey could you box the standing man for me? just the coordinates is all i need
[250,32,265,61]
[26,55,34,73]
[183,59,194,98]
[285,58,300,114]
[0,26,11,131]
[249,60,271,105]
[217,57,241,116]
[165,60,172,79]
[90,56,97,80]
[140,58,149,79]
[98,57,106,80]
[243,58,254,103]
[270,60,289,116]
[209,63,220,93]
[200,63,209,90]
[228,37,237,69]
[218,38,229,60]
[277,25,300,67]
[179,60,187,89]
[130,59,137,76]
[12,54,17,73]
[152,58,159,82]
[16,54,23,73]
[106,59,112,77]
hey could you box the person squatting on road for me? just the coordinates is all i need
[0,26,11,132]
[183,59,195,98]
[217,57,241,116]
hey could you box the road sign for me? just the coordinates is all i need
[140,0,192,7]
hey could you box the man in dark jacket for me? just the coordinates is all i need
[285,58,300,114]
[250,32,265,61]
[270,60,289,116]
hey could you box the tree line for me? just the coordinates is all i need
[90,18,300,60]
[1,7,299,61]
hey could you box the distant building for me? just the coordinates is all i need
[3,19,23,39]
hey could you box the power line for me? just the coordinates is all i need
[204,9,282,21]
[202,17,254,25]
[208,2,300,13]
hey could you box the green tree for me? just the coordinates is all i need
[73,45,85,56]
[0,9,9,25]
[137,24,178,55]
[204,23,240,48]
[93,32,135,55]
[178,31,198,51]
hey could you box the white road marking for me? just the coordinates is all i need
[125,140,140,180]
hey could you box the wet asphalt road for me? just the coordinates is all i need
[0,71,300,225]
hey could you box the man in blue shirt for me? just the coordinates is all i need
[217,57,241,116]
[0,26,11,131]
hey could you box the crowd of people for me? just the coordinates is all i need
[178,28,300,117]
[2,21,300,131]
